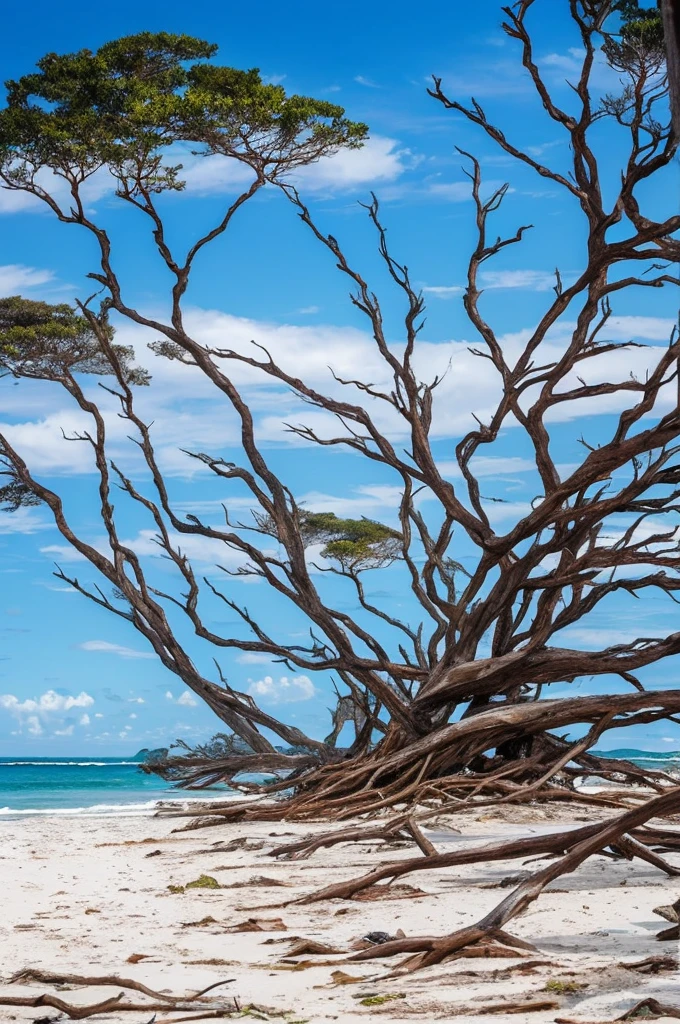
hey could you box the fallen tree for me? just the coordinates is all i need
[0,1,679,827]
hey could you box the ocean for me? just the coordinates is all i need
[0,749,678,817]
[0,757,232,817]
[596,748,680,771]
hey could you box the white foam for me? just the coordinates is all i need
[0,761,140,767]
[0,793,245,818]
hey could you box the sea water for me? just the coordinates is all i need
[0,749,677,817]
[0,757,232,816]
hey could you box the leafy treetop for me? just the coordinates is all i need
[299,511,403,572]
[0,296,148,384]
[607,1,666,68]
[0,32,368,192]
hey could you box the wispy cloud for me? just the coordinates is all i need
[39,544,88,562]
[354,75,380,88]
[422,285,463,299]
[0,508,51,535]
[0,264,54,292]
[439,455,537,478]
[480,269,559,291]
[297,484,406,518]
[78,640,156,660]
[236,652,276,665]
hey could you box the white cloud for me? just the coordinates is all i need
[176,691,197,707]
[165,690,197,707]
[422,285,464,299]
[236,652,276,665]
[480,269,559,291]
[78,640,156,660]
[1,689,93,738]
[129,712,137,719]
[298,484,405,517]
[39,544,88,562]
[180,151,255,195]
[128,697,145,704]
[354,75,380,88]
[6,304,678,491]
[0,405,131,475]
[0,165,123,217]
[0,264,55,292]
[123,527,250,569]
[294,135,410,191]
[603,316,676,342]
[0,689,94,714]
[0,508,51,535]
[247,673,317,704]
[557,626,667,649]
[94,713,104,719]
[439,456,537,479]
[178,134,409,197]
[541,48,585,75]
[0,189,46,215]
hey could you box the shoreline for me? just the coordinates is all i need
[1,803,679,1022]
[0,793,247,818]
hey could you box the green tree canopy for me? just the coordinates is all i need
[608,1,666,67]
[299,511,403,572]
[0,296,147,384]
[0,32,368,194]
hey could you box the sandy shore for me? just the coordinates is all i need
[1,802,679,1022]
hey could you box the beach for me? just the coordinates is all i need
[1,801,679,1023]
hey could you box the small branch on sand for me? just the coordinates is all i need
[0,970,238,1020]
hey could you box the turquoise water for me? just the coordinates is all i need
[595,748,680,770]
[0,750,677,817]
[0,757,230,816]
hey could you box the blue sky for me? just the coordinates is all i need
[1,0,679,755]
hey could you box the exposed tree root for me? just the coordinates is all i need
[151,695,680,834]
[292,820,680,904]
[317,788,680,971]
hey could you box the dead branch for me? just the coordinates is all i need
[336,788,680,968]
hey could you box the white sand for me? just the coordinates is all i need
[1,803,679,1022]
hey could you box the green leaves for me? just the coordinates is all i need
[0,296,148,385]
[606,1,666,71]
[299,511,402,571]
[0,32,368,197]
[0,481,42,513]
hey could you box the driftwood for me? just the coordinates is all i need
[557,999,680,1023]
[293,817,680,905]
[620,954,679,973]
[0,969,236,1020]
[328,788,680,969]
